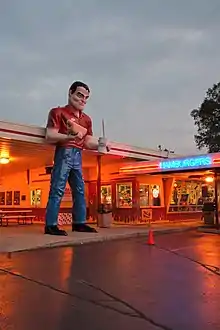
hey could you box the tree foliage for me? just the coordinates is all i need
[191,82,220,153]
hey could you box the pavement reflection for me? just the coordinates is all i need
[0,231,220,329]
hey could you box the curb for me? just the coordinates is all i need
[5,225,198,254]
[197,227,220,234]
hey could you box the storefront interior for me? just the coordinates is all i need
[167,172,215,213]
[99,171,216,218]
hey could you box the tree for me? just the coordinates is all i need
[190,82,220,153]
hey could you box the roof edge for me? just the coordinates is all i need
[0,120,179,160]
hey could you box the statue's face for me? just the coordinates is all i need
[68,86,90,111]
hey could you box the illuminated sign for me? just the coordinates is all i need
[159,156,212,171]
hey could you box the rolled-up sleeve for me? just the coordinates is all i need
[46,108,60,129]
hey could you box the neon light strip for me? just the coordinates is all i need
[120,162,158,171]
[120,164,158,170]
[120,168,158,174]
[213,158,220,164]
[120,163,158,169]
[120,154,220,175]
[120,163,158,171]
[159,156,212,171]
[120,164,159,174]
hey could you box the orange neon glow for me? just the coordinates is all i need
[120,164,156,170]
[120,165,159,174]
[212,158,220,164]
[120,164,158,171]
[120,164,158,169]
[120,161,159,172]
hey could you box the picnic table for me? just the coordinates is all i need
[0,209,36,226]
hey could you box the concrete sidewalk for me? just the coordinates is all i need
[0,221,201,253]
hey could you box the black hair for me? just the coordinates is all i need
[69,81,90,94]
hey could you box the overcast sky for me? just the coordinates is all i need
[0,0,220,154]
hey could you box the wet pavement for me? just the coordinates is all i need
[0,230,220,329]
[0,221,199,252]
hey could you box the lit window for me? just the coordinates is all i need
[116,183,132,208]
[139,184,150,207]
[169,180,211,212]
[151,185,161,206]
[101,185,112,205]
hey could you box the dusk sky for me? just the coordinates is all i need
[0,0,220,154]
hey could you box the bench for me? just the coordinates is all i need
[0,214,36,227]
[18,215,36,225]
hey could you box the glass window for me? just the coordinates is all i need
[139,184,161,207]
[139,184,150,207]
[6,191,12,205]
[151,184,161,206]
[31,189,42,207]
[101,185,112,205]
[0,192,5,205]
[116,183,132,208]
[169,180,213,212]
[13,191,20,205]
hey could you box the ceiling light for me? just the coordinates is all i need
[205,176,214,183]
[0,157,10,164]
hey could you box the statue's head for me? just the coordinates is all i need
[68,81,90,111]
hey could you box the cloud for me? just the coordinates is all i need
[0,0,220,154]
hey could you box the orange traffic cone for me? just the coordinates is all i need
[147,228,155,245]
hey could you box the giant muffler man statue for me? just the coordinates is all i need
[45,81,110,236]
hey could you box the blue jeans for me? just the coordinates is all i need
[45,146,86,226]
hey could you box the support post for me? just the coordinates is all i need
[214,170,219,228]
[97,155,102,227]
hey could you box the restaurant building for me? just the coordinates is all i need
[1,119,218,227]
[0,119,174,226]
[119,154,220,224]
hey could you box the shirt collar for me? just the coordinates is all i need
[65,105,83,118]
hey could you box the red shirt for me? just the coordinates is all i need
[46,105,93,149]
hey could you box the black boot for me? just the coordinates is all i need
[72,223,97,233]
[44,225,68,236]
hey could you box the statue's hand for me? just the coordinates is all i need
[66,119,87,140]
[66,119,77,135]
[76,131,83,139]
[106,143,111,152]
